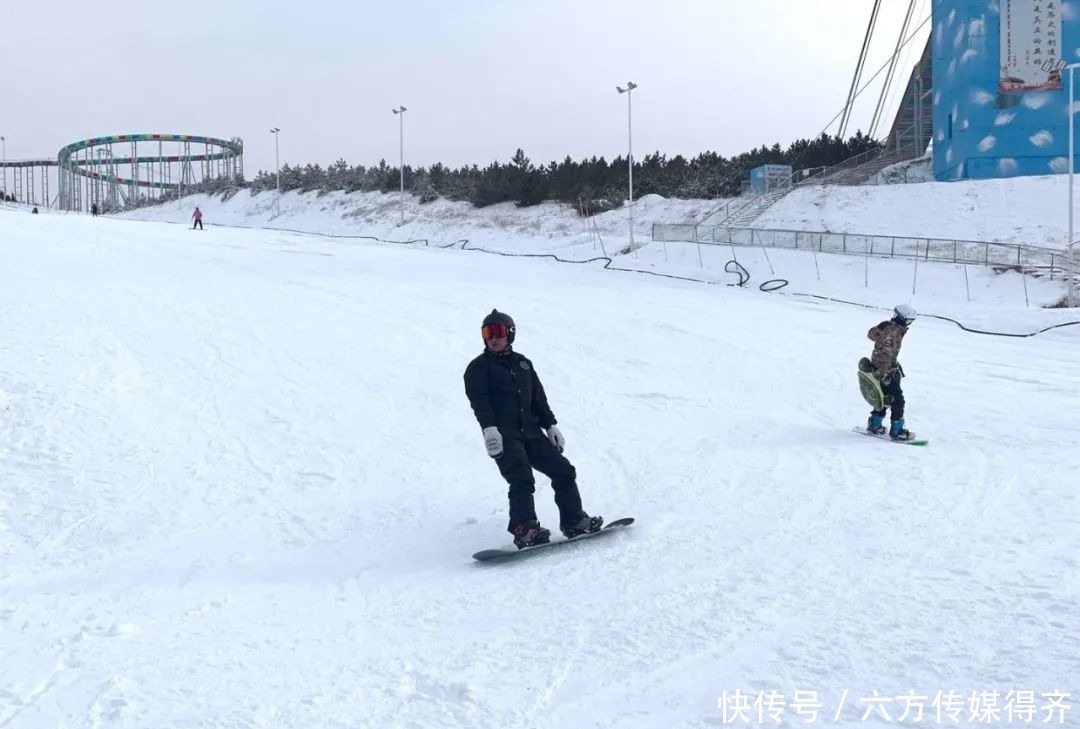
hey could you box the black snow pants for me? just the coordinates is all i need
[872,373,905,422]
[495,433,583,533]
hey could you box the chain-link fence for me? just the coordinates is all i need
[651,224,1075,279]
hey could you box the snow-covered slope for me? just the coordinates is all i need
[112,180,1075,320]
[121,188,718,251]
[121,166,1079,250]
[753,173,1073,248]
[2,198,1078,728]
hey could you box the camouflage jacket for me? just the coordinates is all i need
[867,319,907,377]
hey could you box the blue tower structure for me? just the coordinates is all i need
[934,0,1078,180]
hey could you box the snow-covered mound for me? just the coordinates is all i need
[120,166,1080,251]
[755,172,1073,248]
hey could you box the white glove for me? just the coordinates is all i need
[546,425,565,453]
[482,426,503,458]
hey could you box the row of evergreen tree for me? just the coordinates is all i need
[188,130,882,212]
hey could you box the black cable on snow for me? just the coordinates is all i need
[789,292,1080,338]
[132,218,1080,337]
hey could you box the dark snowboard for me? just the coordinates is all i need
[472,517,635,563]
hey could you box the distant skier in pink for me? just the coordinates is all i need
[192,206,203,230]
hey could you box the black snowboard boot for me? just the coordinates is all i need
[512,520,551,549]
[561,512,603,539]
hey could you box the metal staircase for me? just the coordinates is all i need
[713,188,792,227]
[811,147,912,186]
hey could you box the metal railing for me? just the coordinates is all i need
[809,147,885,184]
[651,223,1075,278]
[703,165,833,227]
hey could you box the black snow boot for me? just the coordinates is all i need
[512,520,551,549]
[561,512,604,539]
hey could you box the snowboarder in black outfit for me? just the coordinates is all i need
[464,309,603,548]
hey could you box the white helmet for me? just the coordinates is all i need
[893,304,917,325]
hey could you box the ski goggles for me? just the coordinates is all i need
[482,323,511,339]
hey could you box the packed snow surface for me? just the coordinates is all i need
[1,198,1078,728]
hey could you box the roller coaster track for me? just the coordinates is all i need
[56,134,241,189]
[1,133,243,210]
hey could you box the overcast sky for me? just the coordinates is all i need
[0,0,931,178]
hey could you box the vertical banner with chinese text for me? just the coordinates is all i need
[999,0,1064,93]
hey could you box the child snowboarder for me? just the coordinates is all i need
[864,304,916,441]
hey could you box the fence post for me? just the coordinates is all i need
[963,263,971,301]
[593,218,608,257]
[864,239,870,288]
[912,239,920,295]
[1021,263,1030,308]
[753,229,775,274]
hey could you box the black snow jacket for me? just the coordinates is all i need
[463,348,557,438]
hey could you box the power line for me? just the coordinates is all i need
[839,0,883,139]
[870,0,919,138]
[811,13,932,145]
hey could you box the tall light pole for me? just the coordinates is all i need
[1068,65,1079,307]
[1,135,6,198]
[392,106,407,225]
[616,82,637,251]
[270,127,281,217]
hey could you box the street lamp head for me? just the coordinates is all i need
[617,82,638,94]
[270,127,280,133]
[393,106,407,114]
